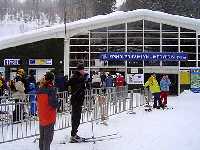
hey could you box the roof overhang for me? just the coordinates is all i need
[1,9,200,50]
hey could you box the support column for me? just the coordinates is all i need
[125,23,128,81]
[178,27,181,95]
[64,37,70,77]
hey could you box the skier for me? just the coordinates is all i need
[144,73,163,109]
[67,63,88,143]
[160,75,171,107]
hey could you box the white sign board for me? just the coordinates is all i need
[127,74,144,84]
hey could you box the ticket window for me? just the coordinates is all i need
[28,68,54,82]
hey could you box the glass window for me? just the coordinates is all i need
[69,53,89,67]
[180,28,195,32]
[144,61,160,66]
[127,46,143,52]
[180,61,196,67]
[144,46,160,52]
[180,39,196,45]
[91,27,107,32]
[108,24,125,31]
[162,24,178,32]
[70,46,89,52]
[108,32,125,38]
[91,38,107,45]
[90,53,104,67]
[127,61,143,67]
[144,38,160,45]
[127,21,143,30]
[71,34,89,38]
[162,39,178,45]
[187,54,196,60]
[127,31,143,38]
[162,61,178,66]
[180,33,196,38]
[144,21,160,30]
[180,46,196,54]
[162,33,178,38]
[127,37,143,45]
[90,32,107,38]
[144,32,160,38]
[70,39,89,45]
[162,46,178,52]
[108,46,125,52]
[90,46,107,52]
[108,38,125,45]
[108,60,125,66]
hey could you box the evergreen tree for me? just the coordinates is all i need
[94,0,116,15]
[120,0,200,18]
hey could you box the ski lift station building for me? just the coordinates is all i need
[1,9,200,94]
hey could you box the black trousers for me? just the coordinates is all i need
[39,123,54,150]
[71,104,82,136]
[153,92,162,107]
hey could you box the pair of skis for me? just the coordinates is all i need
[60,132,120,144]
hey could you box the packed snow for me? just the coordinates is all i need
[0,90,199,150]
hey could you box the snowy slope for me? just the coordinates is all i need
[0,91,200,150]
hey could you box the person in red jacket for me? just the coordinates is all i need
[116,74,125,87]
[37,72,58,150]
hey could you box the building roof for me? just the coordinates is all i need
[1,9,200,50]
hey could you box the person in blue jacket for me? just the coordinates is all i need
[28,83,37,116]
[105,74,113,88]
[160,75,171,107]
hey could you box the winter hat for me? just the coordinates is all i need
[45,72,55,81]
[76,63,84,71]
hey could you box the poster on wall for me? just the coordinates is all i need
[0,67,5,77]
[191,68,200,93]
[127,74,144,84]
[180,70,190,85]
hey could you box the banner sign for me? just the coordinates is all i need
[191,68,200,93]
[29,59,52,65]
[4,59,20,66]
[127,74,144,84]
[100,52,188,61]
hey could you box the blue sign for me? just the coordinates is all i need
[100,52,188,61]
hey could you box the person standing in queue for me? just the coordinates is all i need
[144,73,163,109]
[37,72,59,150]
[67,63,88,143]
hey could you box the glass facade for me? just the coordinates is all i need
[69,20,199,74]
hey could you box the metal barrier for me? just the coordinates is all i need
[0,86,145,144]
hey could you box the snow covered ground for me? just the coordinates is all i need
[0,90,200,150]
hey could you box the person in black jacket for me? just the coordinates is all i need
[67,63,87,143]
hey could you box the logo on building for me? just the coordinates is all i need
[4,59,21,66]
